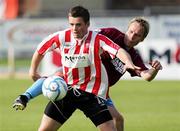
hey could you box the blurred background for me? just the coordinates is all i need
[0,0,180,79]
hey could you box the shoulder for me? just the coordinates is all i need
[47,28,71,41]
[98,28,125,43]
[100,27,123,35]
[44,29,67,39]
[52,28,71,36]
[39,29,69,46]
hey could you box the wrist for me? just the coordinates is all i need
[151,67,159,72]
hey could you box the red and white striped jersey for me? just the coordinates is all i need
[37,29,120,99]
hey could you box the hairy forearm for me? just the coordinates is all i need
[29,51,44,81]
[116,48,141,70]
[141,60,162,81]
[116,48,132,64]
[140,68,159,81]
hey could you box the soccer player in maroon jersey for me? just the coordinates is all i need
[13,6,140,131]
[98,17,162,131]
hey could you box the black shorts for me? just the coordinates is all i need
[44,88,112,127]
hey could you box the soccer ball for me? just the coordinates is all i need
[42,76,68,101]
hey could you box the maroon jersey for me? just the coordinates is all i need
[99,28,148,87]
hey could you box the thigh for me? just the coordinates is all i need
[97,120,116,131]
[106,98,124,120]
[78,91,113,127]
[38,114,61,131]
[44,91,76,124]
[108,106,123,120]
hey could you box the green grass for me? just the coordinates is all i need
[0,58,31,67]
[0,79,180,131]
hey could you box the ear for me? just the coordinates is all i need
[86,21,90,27]
[140,38,144,42]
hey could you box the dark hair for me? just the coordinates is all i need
[68,6,90,24]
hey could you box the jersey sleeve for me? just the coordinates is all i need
[37,31,61,55]
[97,34,120,59]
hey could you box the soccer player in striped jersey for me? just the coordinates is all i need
[13,6,140,131]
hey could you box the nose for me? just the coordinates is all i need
[130,33,135,40]
[73,25,78,31]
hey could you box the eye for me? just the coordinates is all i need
[70,23,74,26]
[130,30,133,34]
[76,23,81,27]
[135,33,142,38]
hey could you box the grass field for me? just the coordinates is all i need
[0,79,180,131]
[0,58,31,67]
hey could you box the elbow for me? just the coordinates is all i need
[146,78,153,82]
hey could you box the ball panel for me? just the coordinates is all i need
[42,76,68,101]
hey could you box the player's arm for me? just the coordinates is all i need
[116,48,141,71]
[98,34,140,71]
[140,60,162,81]
[29,51,44,81]
[29,31,61,81]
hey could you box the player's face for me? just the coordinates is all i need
[125,21,144,48]
[68,16,89,40]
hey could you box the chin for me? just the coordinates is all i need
[73,35,78,38]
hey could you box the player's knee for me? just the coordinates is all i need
[38,124,55,131]
[38,127,55,131]
[38,126,48,131]
[38,126,46,131]
[38,123,61,131]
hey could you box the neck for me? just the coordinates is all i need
[76,31,89,41]
[124,37,131,49]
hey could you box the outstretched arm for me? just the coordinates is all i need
[116,48,141,71]
[140,60,162,81]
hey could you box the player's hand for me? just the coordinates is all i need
[124,61,141,71]
[29,71,41,81]
[149,60,162,70]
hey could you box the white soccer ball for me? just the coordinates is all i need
[42,76,68,101]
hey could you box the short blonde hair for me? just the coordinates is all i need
[129,17,150,39]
